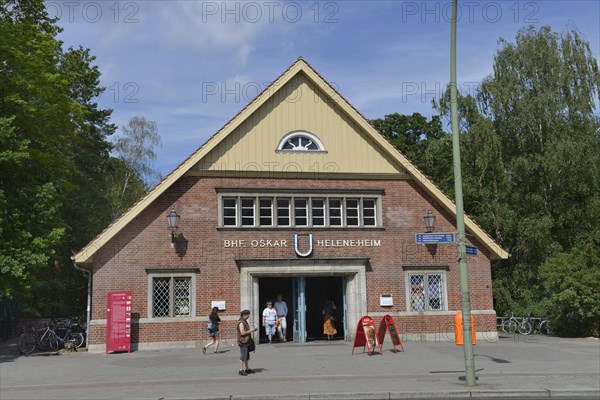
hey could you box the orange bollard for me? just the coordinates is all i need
[454,311,476,346]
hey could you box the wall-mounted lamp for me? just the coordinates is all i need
[424,210,436,233]
[166,208,180,245]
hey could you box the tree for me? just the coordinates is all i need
[1,1,116,317]
[371,112,454,193]
[1,0,74,304]
[432,26,600,324]
[480,26,600,318]
[104,117,162,220]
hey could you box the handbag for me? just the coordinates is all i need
[238,334,250,345]
[248,337,256,353]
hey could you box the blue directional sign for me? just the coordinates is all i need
[415,233,456,244]
[466,246,478,256]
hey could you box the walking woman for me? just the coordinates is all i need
[203,307,221,354]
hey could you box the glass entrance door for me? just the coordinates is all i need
[292,277,306,343]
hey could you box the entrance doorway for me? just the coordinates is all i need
[258,276,345,343]
[305,276,344,341]
[258,277,293,343]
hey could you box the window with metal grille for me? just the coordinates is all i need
[152,277,191,318]
[408,273,445,312]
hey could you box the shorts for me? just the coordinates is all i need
[277,317,287,331]
[208,329,220,338]
[265,323,276,336]
[239,345,250,361]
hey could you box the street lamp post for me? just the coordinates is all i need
[450,0,477,387]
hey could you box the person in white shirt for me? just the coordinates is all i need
[262,301,278,344]
[274,294,288,342]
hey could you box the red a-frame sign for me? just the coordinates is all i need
[377,314,405,353]
[352,316,382,356]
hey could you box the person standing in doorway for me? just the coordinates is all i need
[274,294,288,342]
[323,299,338,340]
[202,306,221,354]
[237,309,258,376]
[262,301,278,344]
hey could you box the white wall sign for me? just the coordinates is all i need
[380,295,393,307]
[211,301,226,310]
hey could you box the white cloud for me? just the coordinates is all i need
[157,2,267,50]
[235,44,254,67]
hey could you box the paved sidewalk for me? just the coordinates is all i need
[1,334,599,399]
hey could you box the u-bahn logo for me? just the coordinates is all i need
[294,233,313,257]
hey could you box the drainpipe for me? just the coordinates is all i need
[71,254,91,349]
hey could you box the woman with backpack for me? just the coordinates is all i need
[202,307,221,354]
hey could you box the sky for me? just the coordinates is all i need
[50,0,600,176]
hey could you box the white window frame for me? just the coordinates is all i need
[328,198,343,227]
[240,198,256,227]
[222,197,238,226]
[147,272,196,319]
[362,198,377,227]
[294,198,309,227]
[404,270,447,312]
[259,198,274,227]
[311,198,326,227]
[276,198,291,227]
[345,198,360,227]
[276,130,327,153]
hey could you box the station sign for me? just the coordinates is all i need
[415,232,456,244]
[466,246,478,256]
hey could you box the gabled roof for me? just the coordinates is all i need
[75,58,508,265]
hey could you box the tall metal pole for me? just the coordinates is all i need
[450,0,477,387]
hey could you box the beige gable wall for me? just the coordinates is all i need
[191,73,407,177]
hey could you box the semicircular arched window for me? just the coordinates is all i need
[276,131,327,153]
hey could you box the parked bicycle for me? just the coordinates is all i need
[17,319,85,355]
[501,312,531,335]
[55,317,86,347]
[500,313,553,335]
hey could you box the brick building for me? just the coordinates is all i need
[75,59,508,353]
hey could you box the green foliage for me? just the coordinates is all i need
[540,237,600,337]
[1,1,73,305]
[371,112,453,193]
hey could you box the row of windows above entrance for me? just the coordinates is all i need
[220,194,380,228]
